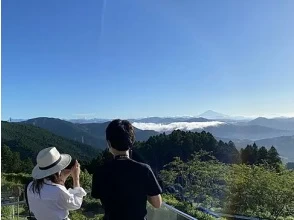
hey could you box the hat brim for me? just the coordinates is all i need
[32,154,72,179]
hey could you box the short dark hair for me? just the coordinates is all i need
[106,119,135,151]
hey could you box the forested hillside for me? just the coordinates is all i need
[23,117,158,149]
[1,121,100,166]
[135,130,240,172]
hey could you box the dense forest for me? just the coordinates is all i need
[134,130,282,173]
[1,121,100,164]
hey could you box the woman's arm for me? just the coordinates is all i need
[57,160,86,210]
[57,185,87,210]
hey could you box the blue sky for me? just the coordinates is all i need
[2,0,294,120]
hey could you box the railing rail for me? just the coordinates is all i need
[161,203,197,220]
[2,196,198,220]
[2,200,26,206]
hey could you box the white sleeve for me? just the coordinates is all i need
[57,187,87,210]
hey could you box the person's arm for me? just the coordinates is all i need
[148,195,162,209]
[73,176,80,188]
[57,161,87,210]
[145,165,163,208]
[57,186,87,210]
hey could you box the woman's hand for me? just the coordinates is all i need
[71,160,81,187]
[59,169,71,185]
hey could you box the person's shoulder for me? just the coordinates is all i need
[93,161,112,175]
[131,160,152,171]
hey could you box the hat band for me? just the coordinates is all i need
[39,156,62,170]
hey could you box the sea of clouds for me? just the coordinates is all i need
[132,121,225,133]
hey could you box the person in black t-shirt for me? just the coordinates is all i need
[91,119,162,220]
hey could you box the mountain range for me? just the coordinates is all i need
[4,110,294,162]
[23,117,158,149]
[2,113,294,162]
[7,110,292,124]
[247,117,294,131]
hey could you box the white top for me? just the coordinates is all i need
[27,180,87,220]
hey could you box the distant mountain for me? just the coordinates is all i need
[196,124,294,140]
[197,110,250,121]
[1,121,99,162]
[23,117,104,149]
[68,118,110,124]
[198,110,229,119]
[23,118,158,149]
[248,117,294,131]
[129,117,211,124]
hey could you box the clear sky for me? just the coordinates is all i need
[2,0,294,120]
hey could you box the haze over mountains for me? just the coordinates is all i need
[5,110,294,161]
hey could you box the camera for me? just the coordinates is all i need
[65,158,76,170]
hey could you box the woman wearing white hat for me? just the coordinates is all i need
[27,147,87,220]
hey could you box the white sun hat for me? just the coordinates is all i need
[32,147,72,179]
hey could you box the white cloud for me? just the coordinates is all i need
[133,121,225,133]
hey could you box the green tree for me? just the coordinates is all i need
[21,157,34,173]
[1,145,14,173]
[160,151,228,208]
[1,145,23,173]
[11,151,22,173]
[225,164,294,219]
[257,146,268,164]
[267,146,282,170]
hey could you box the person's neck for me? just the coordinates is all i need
[112,149,129,157]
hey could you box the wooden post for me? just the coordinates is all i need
[12,205,15,219]
[17,196,19,220]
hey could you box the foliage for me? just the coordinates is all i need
[160,151,228,208]
[1,145,34,173]
[225,164,294,219]
[69,210,104,220]
[1,206,13,219]
[162,194,224,220]
[65,169,93,192]
[160,152,294,219]
[2,173,31,184]
[240,144,282,170]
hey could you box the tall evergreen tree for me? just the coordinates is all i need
[257,146,268,164]
[241,145,257,165]
[267,146,282,167]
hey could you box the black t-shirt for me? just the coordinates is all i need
[91,158,162,220]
